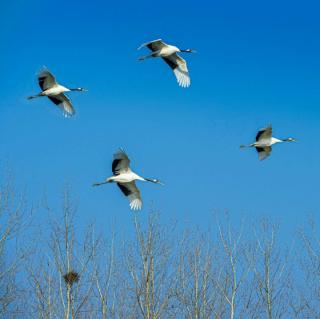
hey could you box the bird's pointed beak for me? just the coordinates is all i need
[157,181,165,186]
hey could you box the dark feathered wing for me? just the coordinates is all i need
[138,39,167,52]
[256,125,272,142]
[162,54,190,88]
[256,146,272,161]
[38,69,57,91]
[48,94,75,117]
[117,182,142,210]
[112,149,131,175]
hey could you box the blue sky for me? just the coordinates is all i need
[1,0,320,236]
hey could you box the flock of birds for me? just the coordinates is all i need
[27,39,297,210]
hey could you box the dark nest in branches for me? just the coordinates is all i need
[63,270,80,286]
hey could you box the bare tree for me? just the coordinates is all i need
[211,215,252,319]
[250,219,292,319]
[295,218,320,319]
[175,229,217,319]
[0,175,30,317]
[123,212,177,319]
[93,231,117,319]
[27,189,99,319]
[3,174,320,319]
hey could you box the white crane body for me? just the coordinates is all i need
[107,172,145,184]
[93,149,163,210]
[138,39,195,88]
[41,85,70,96]
[241,125,296,160]
[28,68,87,117]
[156,45,180,57]
[253,137,283,148]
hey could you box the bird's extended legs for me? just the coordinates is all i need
[92,181,109,187]
[240,144,255,148]
[27,93,43,100]
[138,51,160,61]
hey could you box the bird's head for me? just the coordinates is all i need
[284,137,297,142]
[181,49,196,53]
[153,179,164,185]
[145,178,164,185]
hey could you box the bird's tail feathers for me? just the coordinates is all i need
[240,144,252,148]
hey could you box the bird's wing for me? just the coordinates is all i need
[138,39,167,51]
[117,182,142,210]
[256,125,272,142]
[112,149,131,175]
[38,69,57,91]
[162,54,190,88]
[256,146,272,161]
[48,94,75,117]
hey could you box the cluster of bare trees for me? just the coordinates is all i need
[0,181,320,318]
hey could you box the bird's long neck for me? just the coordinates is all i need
[132,173,145,181]
[70,88,85,92]
[271,137,283,144]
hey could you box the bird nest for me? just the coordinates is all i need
[63,270,80,285]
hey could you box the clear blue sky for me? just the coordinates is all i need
[1,0,319,235]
